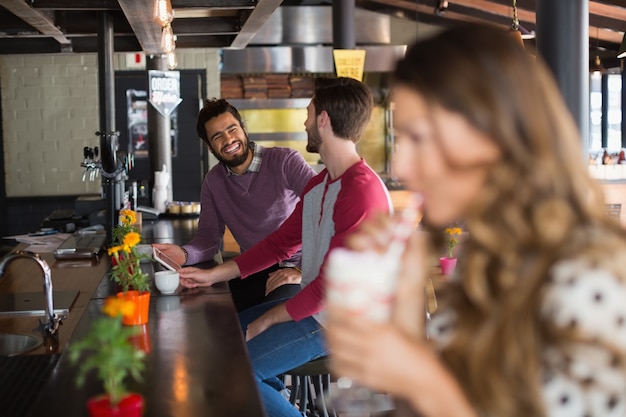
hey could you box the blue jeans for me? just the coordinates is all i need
[240,300,328,417]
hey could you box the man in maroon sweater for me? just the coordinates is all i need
[180,77,392,417]
[154,99,316,311]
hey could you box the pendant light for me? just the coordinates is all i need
[591,27,606,77]
[154,0,173,27]
[617,33,626,59]
[161,24,176,54]
[509,0,524,48]
[167,51,178,70]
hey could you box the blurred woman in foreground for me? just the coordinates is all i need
[325,24,626,417]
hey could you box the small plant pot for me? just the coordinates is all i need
[440,257,457,276]
[116,291,150,326]
[86,393,144,417]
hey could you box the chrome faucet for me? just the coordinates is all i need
[0,250,62,335]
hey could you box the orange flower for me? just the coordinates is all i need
[102,296,136,318]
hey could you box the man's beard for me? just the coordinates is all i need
[211,133,252,168]
[306,123,322,153]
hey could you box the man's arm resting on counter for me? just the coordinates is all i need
[179,260,240,288]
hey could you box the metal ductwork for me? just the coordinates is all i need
[222,6,406,74]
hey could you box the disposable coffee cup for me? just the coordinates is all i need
[154,270,179,295]
[326,248,400,323]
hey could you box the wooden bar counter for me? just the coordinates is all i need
[0,218,266,417]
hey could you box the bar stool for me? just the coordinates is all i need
[283,356,335,417]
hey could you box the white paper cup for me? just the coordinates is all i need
[154,270,179,294]
[326,248,400,322]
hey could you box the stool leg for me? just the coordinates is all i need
[311,375,328,417]
[307,376,318,416]
[301,376,310,415]
[290,375,300,405]
[314,374,337,417]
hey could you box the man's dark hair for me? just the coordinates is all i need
[196,98,245,145]
[311,77,373,143]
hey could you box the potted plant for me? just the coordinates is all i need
[68,296,146,417]
[440,227,462,276]
[109,209,151,325]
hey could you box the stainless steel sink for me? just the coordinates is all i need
[0,333,41,356]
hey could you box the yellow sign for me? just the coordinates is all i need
[333,49,366,81]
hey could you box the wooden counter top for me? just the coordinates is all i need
[0,219,266,417]
[26,291,265,417]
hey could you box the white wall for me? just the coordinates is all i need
[1,49,220,197]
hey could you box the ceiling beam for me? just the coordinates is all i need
[31,0,256,10]
[440,0,623,43]
[171,0,255,9]
[364,0,496,26]
[230,0,283,49]
[172,17,239,35]
[581,0,626,8]
[31,0,120,10]
[117,0,162,54]
[3,0,72,50]
[483,0,626,22]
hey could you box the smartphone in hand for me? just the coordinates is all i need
[153,246,182,271]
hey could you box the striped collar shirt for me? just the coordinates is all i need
[226,142,263,176]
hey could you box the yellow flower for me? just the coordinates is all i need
[108,245,123,256]
[445,226,462,258]
[109,210,150,293]
[119,209,136,227]
[122,232,141,252]
[102,296,136,318]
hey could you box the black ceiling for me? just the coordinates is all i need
[1,0,626,64]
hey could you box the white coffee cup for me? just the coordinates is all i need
[154,270,179,294]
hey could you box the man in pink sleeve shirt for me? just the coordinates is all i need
[179,77,392,417]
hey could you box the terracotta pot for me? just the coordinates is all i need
[86,393,144,417]
[128,323,151,353]
[439,257,457,276]
[116,291,150,326]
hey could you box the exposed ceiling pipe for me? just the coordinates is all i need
[333,0,356,50]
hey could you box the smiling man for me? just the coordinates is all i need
[153,98,316,311]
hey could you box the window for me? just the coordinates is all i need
[589,72,623,152]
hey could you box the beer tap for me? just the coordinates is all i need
[80,145,103,181]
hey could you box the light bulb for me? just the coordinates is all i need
[167,51,178,70]
[154,0,173,27]
[161,24,176,53]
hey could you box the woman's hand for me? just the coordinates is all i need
[265,268,302,296]
[326,305,476,417]
[326,305,427,395]
[179,260,240,288]
[152,243,186,265]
